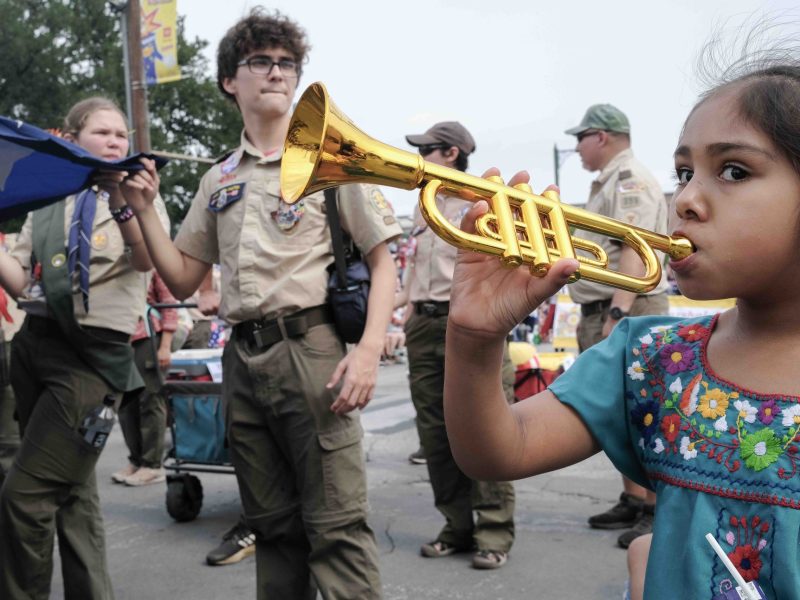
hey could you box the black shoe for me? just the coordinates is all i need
[408,447,427,465]
[205,523,256,566]
[617,504,654,549]
[588,492,643,530]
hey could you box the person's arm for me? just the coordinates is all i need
[0,253,26,300]
[94,170,153,272]
[196,269,220,316]
[443,170,598,482]
[122,158,211,298]
[328,240,396,415]
[602,245,644,337]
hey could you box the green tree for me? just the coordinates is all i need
[0,0,241,232]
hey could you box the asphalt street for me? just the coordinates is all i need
[47,360,630,599]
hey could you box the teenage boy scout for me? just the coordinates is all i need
[401,122,516,570]
[565,103,668,549]
[124,9,400,599]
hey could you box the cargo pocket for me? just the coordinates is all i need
[317,423,366,511]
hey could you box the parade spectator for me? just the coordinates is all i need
[113,271,177,487]
[564,104,668,548]
[0,96,169,599]
[402,121,517,569]
[124,9,401,599]
[443,44,800,599]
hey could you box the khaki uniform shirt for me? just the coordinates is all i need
[11,193,170,335]
[568,148,669,304]
[408,195,470,303]
[174,132,402,325]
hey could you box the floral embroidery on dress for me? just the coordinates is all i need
[711,512,772,594]
[626,315,800,479]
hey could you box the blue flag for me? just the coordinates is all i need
[0,116,167,222]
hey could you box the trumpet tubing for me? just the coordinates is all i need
[282,82,694,294]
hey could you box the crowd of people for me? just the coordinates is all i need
[0,6,799,600]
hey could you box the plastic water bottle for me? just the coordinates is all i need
[78,396,116,450]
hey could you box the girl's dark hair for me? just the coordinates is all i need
[695,16,800,174]
[216,8,310,102]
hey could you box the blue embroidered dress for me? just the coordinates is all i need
[550,314,800,600]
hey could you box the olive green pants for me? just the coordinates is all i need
[405,311,516,553]
[0,324,115,600]
[224,323,381,600]
[577,293,670,353]
[118,336,167,468]
[0,333,20,487]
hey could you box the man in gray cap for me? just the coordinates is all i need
[565,104,667,548]
[398,121,517,570]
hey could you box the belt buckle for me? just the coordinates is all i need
[421,302,438,317]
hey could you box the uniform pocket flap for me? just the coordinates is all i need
[317,423,363,451]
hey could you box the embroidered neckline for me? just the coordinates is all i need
[699,314,800,404]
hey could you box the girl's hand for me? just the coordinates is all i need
[93,169,127,197]
[121,157,160,213]
[448,169,579,340]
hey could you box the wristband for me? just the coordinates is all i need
[110,204,135,224]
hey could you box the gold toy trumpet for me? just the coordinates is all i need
[281,82,693,293]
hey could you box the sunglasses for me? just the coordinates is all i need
[577,130,603,143]
[418,144,451,157]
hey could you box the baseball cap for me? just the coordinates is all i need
[565,104,630,136]
[405,121,476,155]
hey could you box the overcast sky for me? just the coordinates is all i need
[181,0,795,217]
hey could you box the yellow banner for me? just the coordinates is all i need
[140,0,180,85]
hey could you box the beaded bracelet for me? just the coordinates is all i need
[110,204,135,224]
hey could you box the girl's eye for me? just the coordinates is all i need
[720,164,748,182]
[675,167,693,185]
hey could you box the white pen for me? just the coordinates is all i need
[705,533,761,600]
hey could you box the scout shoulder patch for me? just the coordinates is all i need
[208,183,246,213]
[217,151,240,174]
[618,179,645,195]
[369,187,391,214]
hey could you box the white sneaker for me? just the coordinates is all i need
[111,463,138,484]
[124,467,166,487]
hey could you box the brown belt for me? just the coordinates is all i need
[233,305,333,350]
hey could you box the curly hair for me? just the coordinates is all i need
[216,8,311,102]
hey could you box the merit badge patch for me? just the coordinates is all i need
[271,198,306,231]
[92,231,109,250]
[369,188,390,214]
[208,183,246,213]
[220,151,241,175]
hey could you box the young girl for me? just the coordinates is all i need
[0,97,168,599]
[443,55,800,598]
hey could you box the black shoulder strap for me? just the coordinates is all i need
[324,188,349,287]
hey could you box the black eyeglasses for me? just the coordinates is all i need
[418,144,450,157]
[577,130,602,143]
[237,55,299,77]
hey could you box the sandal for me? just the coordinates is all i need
[420,540,460,558]
[472,549,508,569]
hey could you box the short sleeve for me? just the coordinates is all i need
[609,175,663,230]
[548,319,651,489]
[174,171,219,265]
[338,184,402,255]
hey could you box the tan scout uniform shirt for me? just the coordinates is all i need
[568,148,669,304]
[174,132,402,325]
[11,193,170,335]
[408,195,469,303]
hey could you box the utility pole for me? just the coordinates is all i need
[553,144,574,189]
[124,0,151,152]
